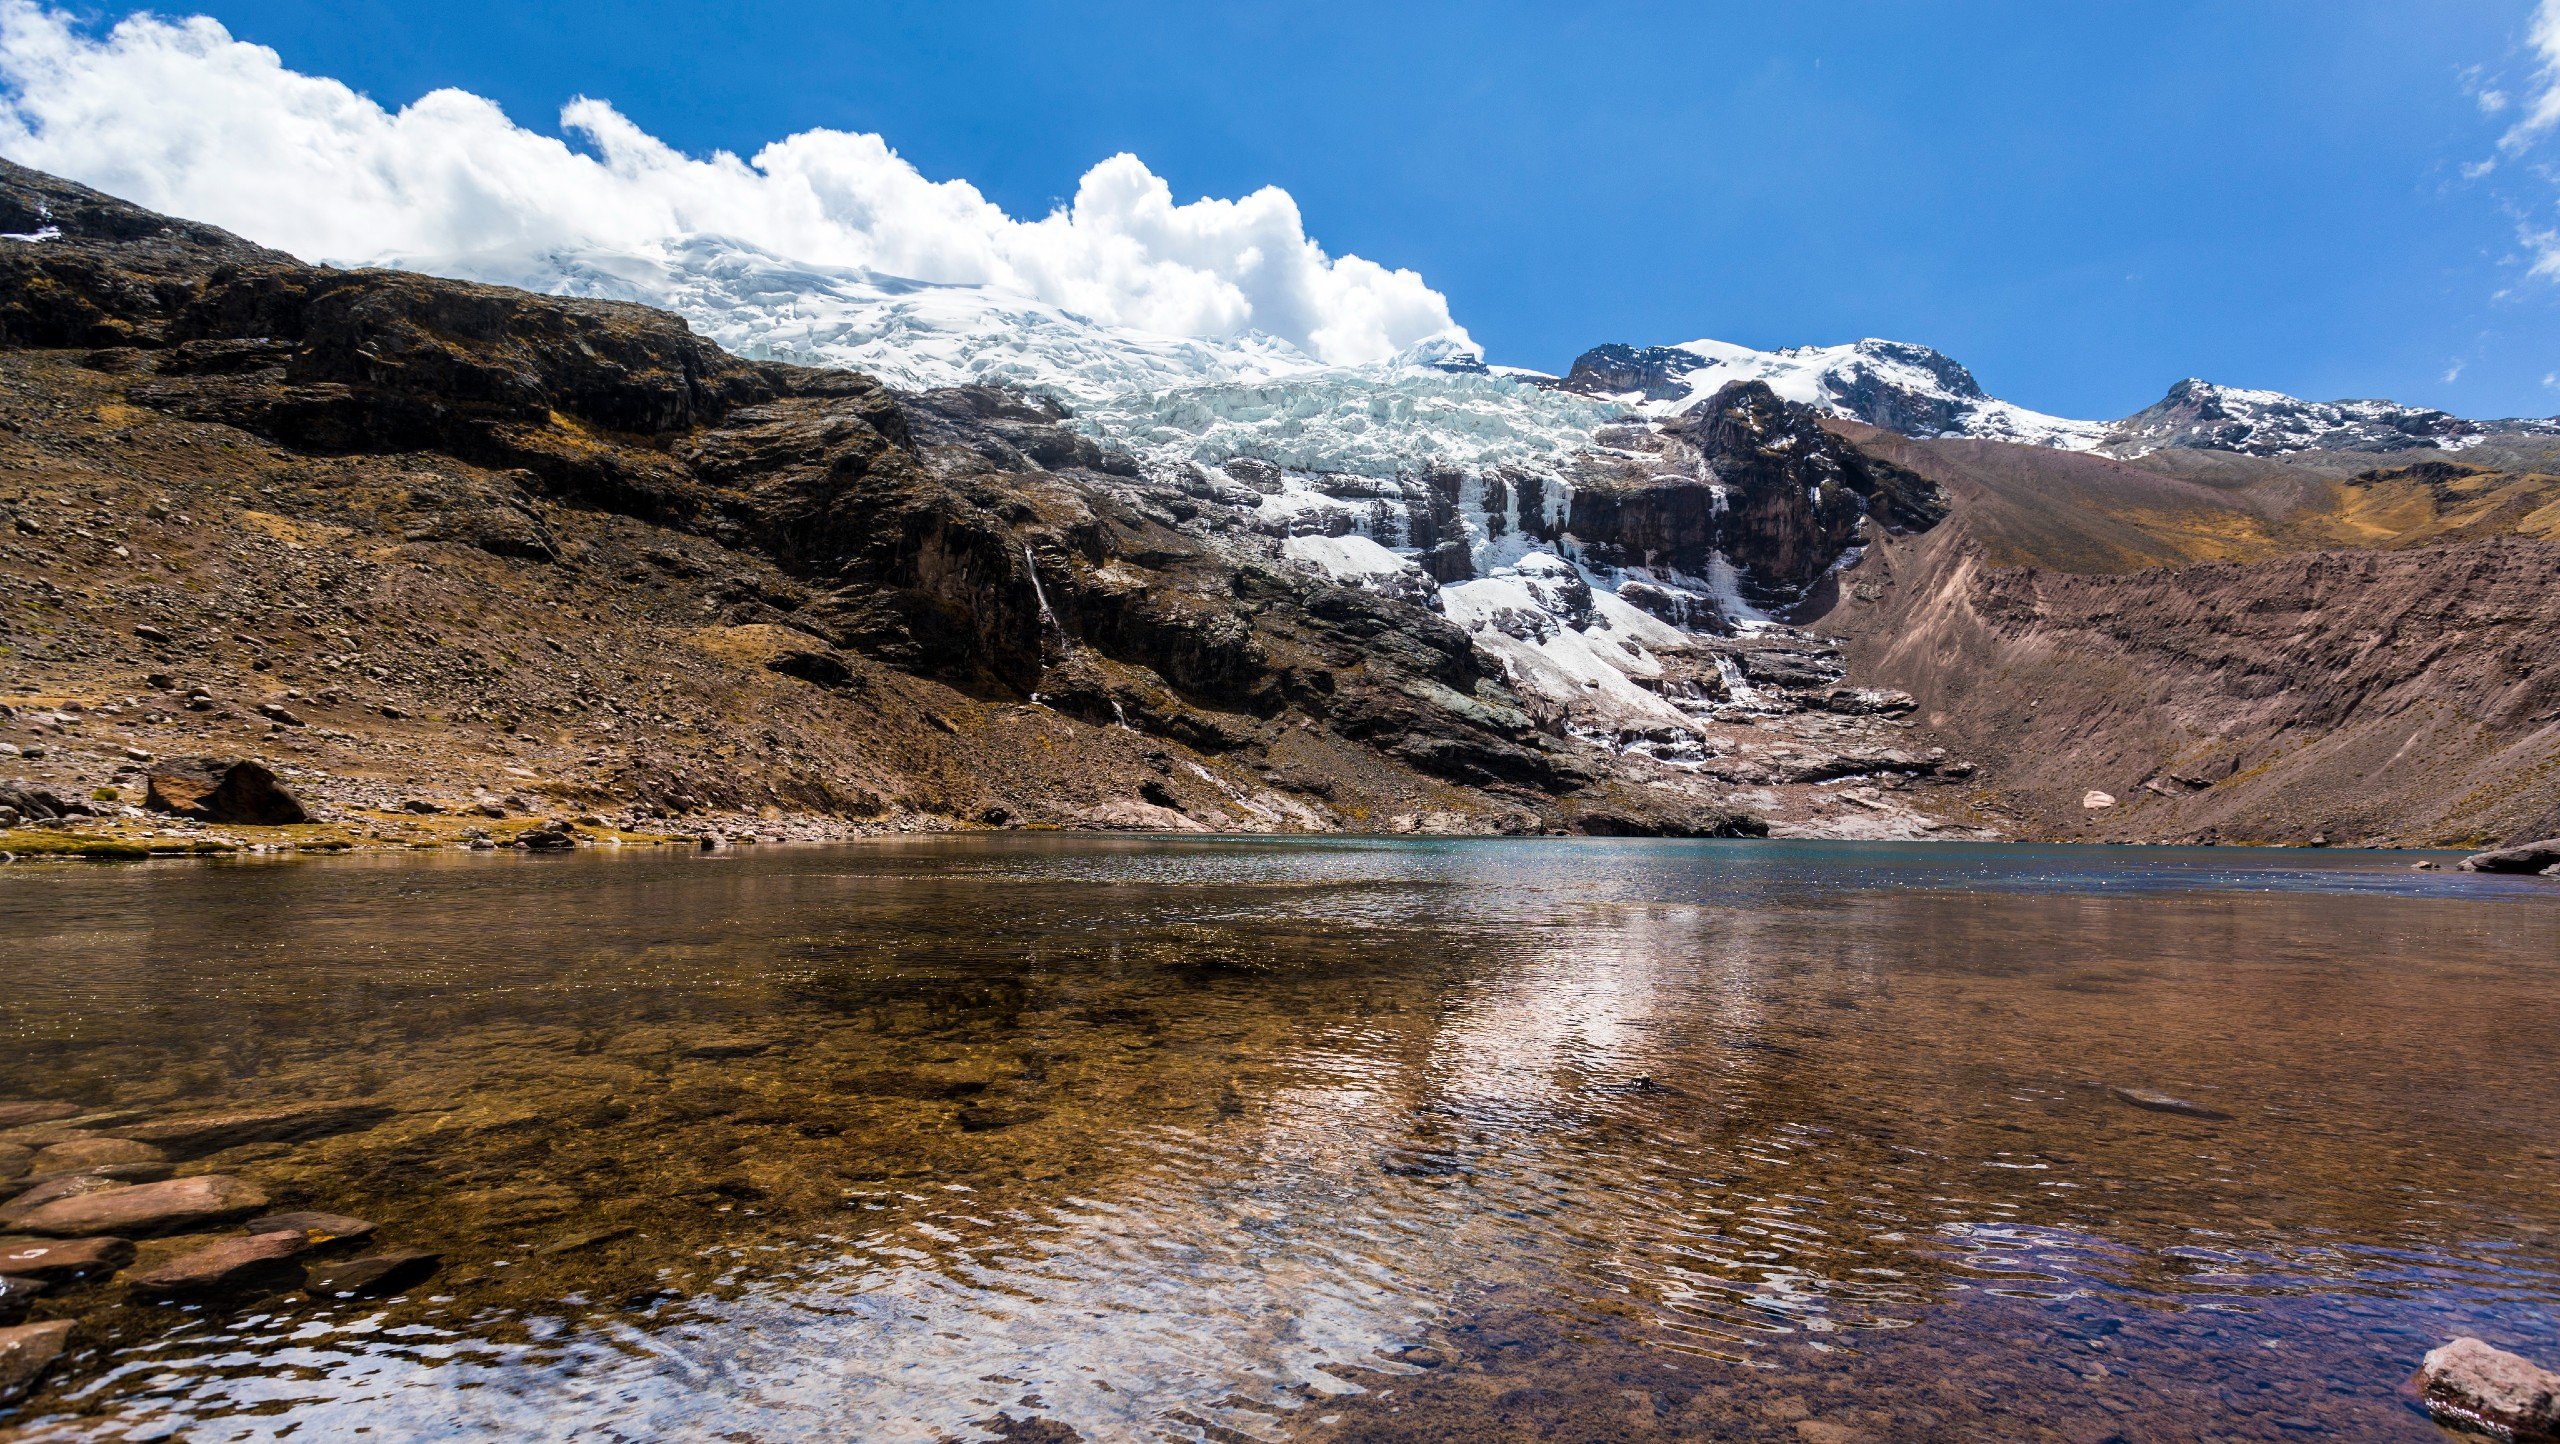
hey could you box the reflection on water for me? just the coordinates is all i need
[2,839,2556,1441]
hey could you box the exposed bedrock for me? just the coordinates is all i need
[1565,381,1948,604]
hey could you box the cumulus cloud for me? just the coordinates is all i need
[0,1,1466,365]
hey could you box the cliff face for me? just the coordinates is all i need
[4,160,1787,840]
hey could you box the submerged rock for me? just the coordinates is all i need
[0,1101,81,1129]
[0,1235,135,1283]
[28,1136,167,1176]
[2459,838,2560,875]
[2418,1337,2560,1441]
[127,1231,311,1299]
[10,1173,267,1236]
[117,1100,392,1158]
[0,1171,135,1223]
[0,1319,73,1405]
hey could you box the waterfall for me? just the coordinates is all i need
[1024,545,1059,629]
[1716,656,1760,707]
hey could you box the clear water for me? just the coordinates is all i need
[2,838,2555,1441]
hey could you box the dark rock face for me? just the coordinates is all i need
[1548,343,1714,404]
[1567,381,1948,607]
[142,757,311,825]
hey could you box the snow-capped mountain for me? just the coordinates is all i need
[1545,338,2108,449]
[2096,378,2557,457]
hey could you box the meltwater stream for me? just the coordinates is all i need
[1,838,2555,1442]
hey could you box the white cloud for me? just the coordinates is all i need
[2481,88,2512,114]
[0,2,1466,366]
[2501,0,2560,151]
[2443,359,2466,383]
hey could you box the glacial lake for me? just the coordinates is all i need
[3,837,2557,1442]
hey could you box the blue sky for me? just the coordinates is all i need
[16,1,2560,419]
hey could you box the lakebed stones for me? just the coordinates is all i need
[125,1230,311,1299]
[141,757,311,825]
[0,1235,134,1283]
[2418,1337,2560,1441]
[0,1319,73,1405]
[2459,838,2560,876]
[10,1174,266,1237]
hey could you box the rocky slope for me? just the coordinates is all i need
[1812,427,2560,847]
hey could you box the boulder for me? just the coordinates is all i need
[142,757,311,825]
[2459,838,2560,875]
[2418,1337,2560,1441]
[0,1319,72,1405]
[125,1230,310,1299]
[304,1247,440,1298]
[0,1234,135,1282]
[116,1100,391,1158]
[10,1173,267,1236]
[2083,790,2118,810]
[515,822,576,851]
